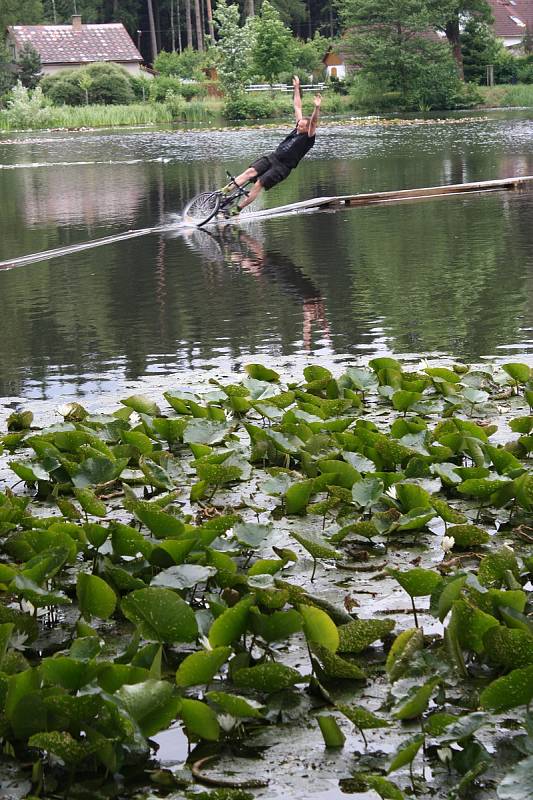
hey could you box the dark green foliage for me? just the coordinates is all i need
[41,63,135,106]
[16,42,42,89]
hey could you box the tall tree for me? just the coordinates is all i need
[194,0,203,49]
[205,0,215,43]
[146,0,158,62]
[17,41,42,87]
[1,0,43,37]
[185,0,193,48]
[252,0,292,84]
[338,0,461,104]
[214,0,254,98]
[432,0,493,79]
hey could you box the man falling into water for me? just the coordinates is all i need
[222,76,321,217]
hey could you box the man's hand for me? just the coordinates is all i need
[314,93,322,108]
[293,75,300,88]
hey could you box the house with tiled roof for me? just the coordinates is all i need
[6,16,144,76]
[488,0,533,50]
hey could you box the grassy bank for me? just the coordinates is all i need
[478,82,533,107]
[0,84,531,131]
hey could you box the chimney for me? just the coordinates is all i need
[72,15,82,32]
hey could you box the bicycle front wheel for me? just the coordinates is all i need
[183,192,220,226]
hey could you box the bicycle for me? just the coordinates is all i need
[182,172,251,227]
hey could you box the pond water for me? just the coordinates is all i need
[1,109,533,402]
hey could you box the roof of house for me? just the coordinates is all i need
[488,0,533,38]
[7,23,142,65]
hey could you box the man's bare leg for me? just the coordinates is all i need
[237,179,263,211]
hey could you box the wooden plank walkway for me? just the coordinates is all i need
[249,175,533,220]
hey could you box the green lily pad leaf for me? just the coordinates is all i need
[250,608,302,643]
[179,697,220,740]
[318,460,360,489]
[244,364,280,382]
[29,731,95,766]
[233,662,304,692]
[337,618,395,653]
[120,429,154,455]
[150,538,196,568]
[480,665,533,712]
[317,714,345,748]
[291,532,341,561]
[206,691,264,718]
[430,497,467,524]
[344,367,379,392]
[458,478,508,499]
[432,574,467,622]
[389,567,443,598]
[386,627,424,682]
[362,774,405,800]
[396,506,436,531]
[183,420,231,445]
[484,626,533,670]
[11,575,71,607]
[77,573,116,620]
[478,548,520,588]
[310,643,366,680]
[502,362,531,384]
[121,395,161,416]
[424,712,459,737]
[121,587,198,643]
[111,521,152,558]
[395,483,431,512]
[7,410,33,431]
[117,679,180,736]
[514,473,533,511]
[130,503,185,539]
[10,460,50,483]
[299,604,339,652]
[451,598,499,654]
[285,479,315,514]
[73,488,107,517]
[352,477,384,509]
[97,663,150,693]
[393,676,440,720]
[208,595,255,647]
[41,656,97,691]
[437,711,489,744]
[138,456,174,490]
[176,646,231,687]
[337,703,389,730]
[388,734,424,774]
[72,456,128,489]
[234,522,272,548]
[392,390,422,413]
[151,564,216,590]
[447,524,490,548]
[497,756,533,799]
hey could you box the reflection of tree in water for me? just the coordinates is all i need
[182,225,330,351]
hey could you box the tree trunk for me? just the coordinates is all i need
[146,0,158,63]
[194,0,204,50]
[445,18,464,80]
[185,0,193,49]
[177,0,183,52]
[170,0,176,51]
[154,0,162,52]
[244,0,254,18]
[205,0,215,44]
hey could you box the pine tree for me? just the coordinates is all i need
[17,42,42,89]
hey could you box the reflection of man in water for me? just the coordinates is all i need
[223,77,321,218]
[183,226,330,351]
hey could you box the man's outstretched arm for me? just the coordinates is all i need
[308,93,321,137]
[293,75,303,123]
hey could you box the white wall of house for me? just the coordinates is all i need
[325,63,347,79]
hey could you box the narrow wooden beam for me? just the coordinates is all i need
[249,175,533,219]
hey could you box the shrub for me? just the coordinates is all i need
[41,63,135,106]
[404,56,465,111]
[517,62,533,83]
[41,72,84,105]
[494,50,519,84]
[5,82,54,128]
[153,48,209,80]
[223,93,274,119]
[149,75,207,103]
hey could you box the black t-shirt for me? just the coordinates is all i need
[273,127,315,169]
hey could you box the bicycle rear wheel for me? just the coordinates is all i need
[183,192,220,226]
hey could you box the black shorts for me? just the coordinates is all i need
[249,154,291,190]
